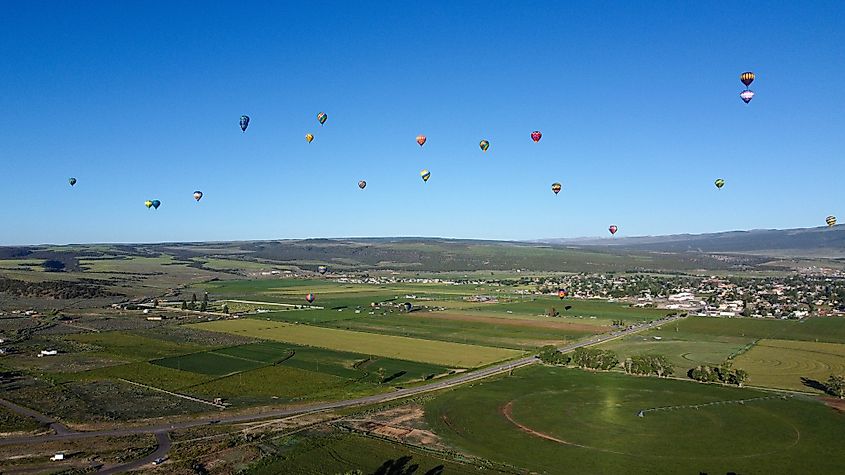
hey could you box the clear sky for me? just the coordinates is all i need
[2,1,843,245]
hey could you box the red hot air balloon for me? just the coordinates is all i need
[558,289,567,299]
[608,225,618,235]
[305,293,316,304]
[531,131,542,143]
[416,135,427,146]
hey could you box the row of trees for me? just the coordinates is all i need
[571,347,618,370]
[180,293,210,312]
[538,345,570,365]
[623,354,674,377]
[688,362,748,387]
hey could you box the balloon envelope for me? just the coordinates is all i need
[404,302,413,312]
[416,135,427,146]
[239,115,250,132]
[144,200,153,209]
[551,182,562,194]
[740,71,755,87]
[826,216,837,227]
[420,169,431,182]
[358,180,367,189]
[479,140,490,151]
[714,179,725,189]
[151,200,161,209]
[531,131,542,142]
[558,289,567,299]
[609,225,618,235]
[68,177,77,186]
[317,112,327,125]
[740,90,755,104]
[305,293,316,303]
[306,133,314,143]
[317,265,328,275]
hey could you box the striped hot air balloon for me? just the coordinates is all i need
[715,179,725,189]
[531,131,542,143]
[740,71,755,87]
[740,89,755,104]
[479,139,490,151]
[826,216,837,227]
[420,169,431,182]
[551,182,562,194]
[317,112,327,125]
[416,135,427,146]
[305,133,314,143]
[305,293,316,303]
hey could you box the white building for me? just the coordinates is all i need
[38,350,58,357]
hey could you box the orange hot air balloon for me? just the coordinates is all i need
[416,135,427,146]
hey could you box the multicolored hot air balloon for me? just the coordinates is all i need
[239,115,250,132]
[68,177,77,186]
[551,183,562,195]
[305,293,316,304]
[740,89,755,104]
[558,289,567,299]
[420,169,431,182]
[306,133,314,143]
[144,200,153,209]
[609,225,618,235]
[358,180,367,189]
[193,191,203,201]
[317,265,328,275]
[317,112,327,125]
[479,139,490,152]
[715,179,725,189]
[740,72,755,87]
[531,131,542,143]
[151,200,161,209]
[826,216,837,227]
[416,135,427,147]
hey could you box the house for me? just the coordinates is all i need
[38,350,58,357]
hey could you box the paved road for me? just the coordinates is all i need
[0,397,71,435]
[97,431,170,474]
[0,315,680,451]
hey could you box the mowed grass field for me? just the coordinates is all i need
[194,319,523,367]
[733,339,845,392]
[426,366,845,474]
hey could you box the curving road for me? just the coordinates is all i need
[96,431,170,474]
[0,315,681,456]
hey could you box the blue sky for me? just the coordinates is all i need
[1,1,843,245]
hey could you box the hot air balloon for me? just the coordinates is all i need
[68,177,77,187]
[740,72,755,87]
[239,115,250,132]
[144,200,153,209]
[193,191,203,201]
[551,183,562,195]
[558,289,567,299]
[416,135,427,147]
[479,140,490,152]
[358,180,367,189]
[420,169,431,182]
[403,302,413,312]
[305,293,316,304]
[609,225,618,235]
[317,265,328,275]
[826,216,837,227]
[306,133,314,143]
[531,131,542,143]
[151,200,161,209]
[715,179,725,189]
[740,90,755,104]
[317,112,327,125]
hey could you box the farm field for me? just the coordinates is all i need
[733,339,845,392]
[426,365,845,474]
[195,319,523,367]
[66,331,207,361]
[599,333,751,376]
[661,316,845,344]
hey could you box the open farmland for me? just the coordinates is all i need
[426,365,845,474]
[733,339,845,392]
[194,319,523,367]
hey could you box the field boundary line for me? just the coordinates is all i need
[117,379,226,408]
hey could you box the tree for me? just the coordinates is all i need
[181,300,187,310]
[191,293,198,305]
[827,375,845,399]
[42,260,66,272]
[222,304,229,314]
[538,345,569,365]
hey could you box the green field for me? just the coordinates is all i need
[426,365,845,474]
[195,319,523,367]
[75,362,216,391]
[67,332,207,361]
[661,316,845,344]
[185,365,351,404]
[153,351,270,376]
[733,339,845,392]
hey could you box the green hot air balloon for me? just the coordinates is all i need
[715,179,725,189]
[479,140,490,152]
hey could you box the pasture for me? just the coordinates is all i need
[194,319,523,367]
[426,366,845,474]
[66,331,206,361]
[733,339,845,392]
[663,316,845,344]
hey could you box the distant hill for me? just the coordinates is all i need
[538,225,845,257]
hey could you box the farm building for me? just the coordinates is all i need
[38,350,58,357]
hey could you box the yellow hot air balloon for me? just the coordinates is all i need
[826,216,837,227]
[305,133,314,143]
[420,169,431,182]
[144,200,153,209]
